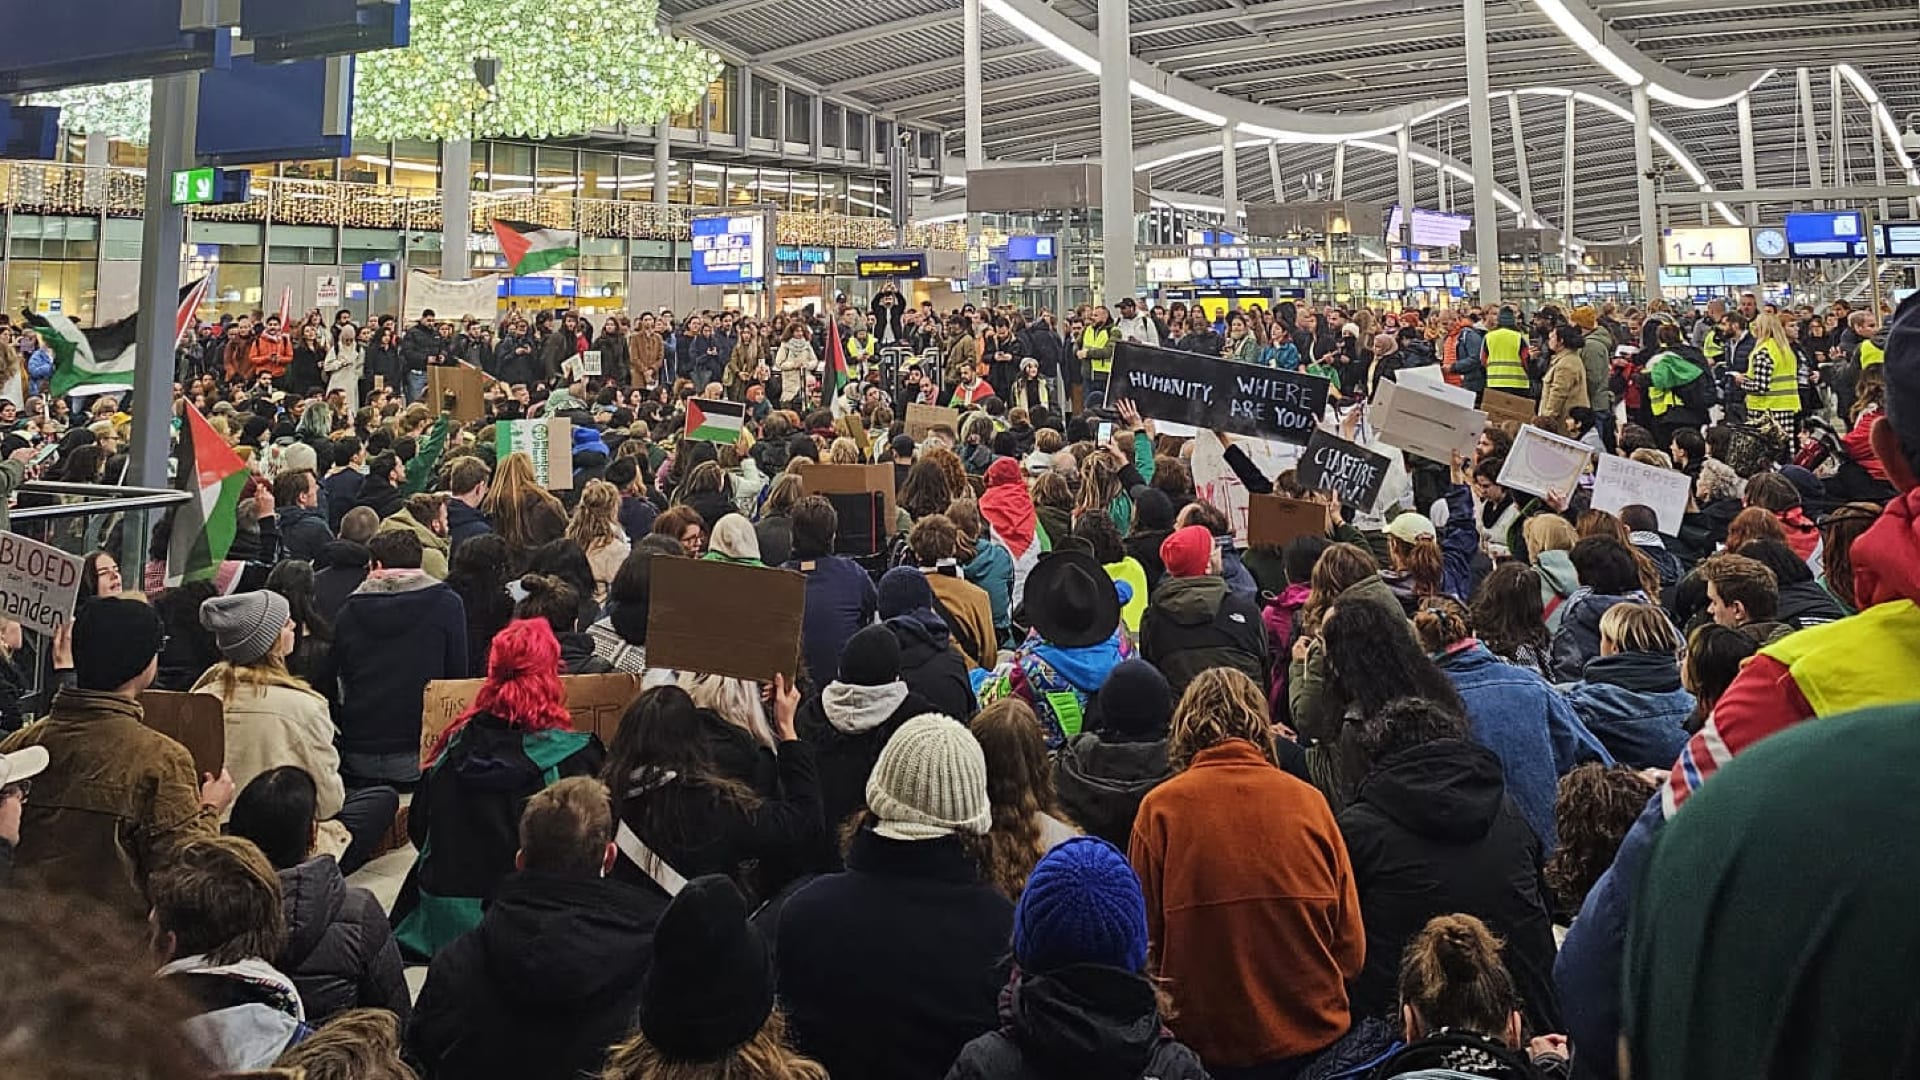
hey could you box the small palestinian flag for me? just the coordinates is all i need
[166,403,249,587]
[29,278,207,398]
[490,217,579,275]
[684,397,747,444]
[825,317,850,403]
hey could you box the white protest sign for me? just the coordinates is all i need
[1590,453,1691,534]
[578,349,603,376]
[1396,364,1477,407]
[1497,424,1593,499]
[1371,379,1486,464]
[315,274,340,308]
[0,533,83,635]
[1191,430,1301,545]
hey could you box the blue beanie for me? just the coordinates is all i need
[878,565,935,620]
[1013,836,1149,974]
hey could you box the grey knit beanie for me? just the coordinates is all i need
[865,713,992,841]
[199,590,290,666]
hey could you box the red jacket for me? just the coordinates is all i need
[1130,738,1364,1067]
[1843,406,1890,482]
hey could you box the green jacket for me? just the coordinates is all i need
[0,458,22,533]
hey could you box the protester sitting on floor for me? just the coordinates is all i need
[879,566,977,721]
[983,550,1132,748]
[1051,658,1175,849]
[1371,914,1572,1078]
[1558,602,1694,769]
[1139,523,1268,698]
[794,623,937,835]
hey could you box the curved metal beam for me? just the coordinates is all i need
[1525,0,1771,108]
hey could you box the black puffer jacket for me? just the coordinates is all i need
[1336,739,1560,1037]
[275,855,410,1024]
[1050,734,1172,849]
[1137,576,1268,699]
[947,965,1209,1080]
[887,610,977,721]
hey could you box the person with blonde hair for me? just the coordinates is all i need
[1559,601,1694,768]
[277,1008,416,1080]
[567,479,630,602]
[1737,311,1803,440]
[484,451,568,558]
[1524,512,1581,618]
[1130,667,1363,1074]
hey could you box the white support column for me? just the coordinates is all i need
[1561,96,1576,259]
[441,139,471,280]
[654,120,671,207]
[1465,0,1501,304]
[1736,96,1758,226]
[1797,67,1823,198]
[1828,66,1847,189]
[1395,125,1414,255]
[1220,127,1238,229]
[1870,102,1890,219]
[1267,141,1285,202]
[1097,0,1134,301]
[1634,86,1660,303]
[1331,142,1346,201]
[130,74,195,492]
[963,0,985,172]
[1508,93,1534,226]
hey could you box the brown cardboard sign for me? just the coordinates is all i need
[645,556,806,684]
[140,691,226,779]
[418,672,646,766]
[906,402,960,442]
[1481,389,1537,429]
[794,461,898,535]
[428,364,486,423]
[1246,495,1332,550]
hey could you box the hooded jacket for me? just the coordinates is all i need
[161,954,306,1074]
[1777,578,1848,629]
[276,855,410,1023]
[321,569,469,765]
[1052,733,1172,849]
[1374,1030,1564,1078]
[1337,739,1561,1036]
[1547,588,1658,682]
[888,610,978,722]
[445,499,492,552]
[995,628,1133,748]
[1138,575,1268,699]
[375,508,450,580]
[795,681,938,833]
[409,870,668,1080]
[1435,643,1613,851]
[947,965,1209,1080]
[1559,651,1693,769]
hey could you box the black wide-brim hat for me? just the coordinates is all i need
[1022,549,1122,649]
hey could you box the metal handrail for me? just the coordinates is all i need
[8,482,190,523]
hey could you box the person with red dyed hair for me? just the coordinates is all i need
[390,618,607,960]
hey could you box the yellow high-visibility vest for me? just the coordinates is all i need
[1859,339,1884,368]
[1483,327,1529,390]
[1746,339,1800,413]
[1081,327,1114,375]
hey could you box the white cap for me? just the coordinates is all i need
[0,745,49,788]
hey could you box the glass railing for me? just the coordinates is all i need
[0,160,968,250]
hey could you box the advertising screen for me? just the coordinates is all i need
[691,214,767,285]
[1784,211,1865,258]
[1005,235,1056,261]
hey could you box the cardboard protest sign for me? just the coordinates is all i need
[428,364,485,423]
[140,691,225,779]
[646,557,806,683]
[1497,424,1594,499]
[1297,429,1392,511]
[1109,341,1330,445]
[1591,453,1691,534]
[496,416,573,489]
[1247,495,1332,549]
[906,402,960,442]
[1481,388,1537,428]
[684,398,747,445]
[0,533,82,636]
[1371,379,1487,464]
[419,673,645,766]
[1190,430,1302,545]
[794,461,899,535]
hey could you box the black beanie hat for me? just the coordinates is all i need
[639,875,773,1062]
[72,597,164,691]
[1086,658,1173,739]
[838,623,902,687]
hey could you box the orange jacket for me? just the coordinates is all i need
[248,333,294,379]
[1130,737,1364,1067]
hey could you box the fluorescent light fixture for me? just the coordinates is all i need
[980,0,1097,75]
[1837,64,1920,174]
[1131,81,1225,126]
[1531,0,1642,87]
[1647,68,1774,109]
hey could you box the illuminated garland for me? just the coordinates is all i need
[24,80,150,140]
[353,0,721,140]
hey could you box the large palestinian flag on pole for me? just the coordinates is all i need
[490,218,579,275]
[166,403,249,587]
[825,316,850,403]
[29,277,207,398]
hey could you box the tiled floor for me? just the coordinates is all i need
[347,844,430,998]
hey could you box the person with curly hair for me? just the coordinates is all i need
[1543,764,1658,921]
[966,699,1078,900]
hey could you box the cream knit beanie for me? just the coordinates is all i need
[865,713,992,841]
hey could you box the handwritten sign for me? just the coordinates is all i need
[0,533,82,636]
[1297,429,1391,511]
[1496,424,1593,499]
[419,673,644,765]
[1481,388,1537,428]
[1190,430,1301,545]
[1371,378,1487,464]
[141,691,226,779]
[496,416,574,490]
[646,557,806,683]
[578,349,603,376]
[1591,453,1691,534]
[1110,341,1330,446]
[1247,495,1332,549]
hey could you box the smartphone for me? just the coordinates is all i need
[1097,421,1114,444]
[28,442,58,469]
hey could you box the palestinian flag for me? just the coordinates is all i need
[165,403,249,587]
[825,317,850,402]
[490,218,579,275]
[683,397,746,444]
[29,278,207,398]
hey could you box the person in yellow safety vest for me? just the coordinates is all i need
[846,324,876,379]
[1849,312,1885,369]
[1736,312,1803,441]
[1482,307,1531,395]
[1077,305,1115,407]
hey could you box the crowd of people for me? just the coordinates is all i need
[0,276,1915,1080]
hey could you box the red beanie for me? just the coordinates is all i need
[1160,525,1215,579]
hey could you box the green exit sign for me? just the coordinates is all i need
[170,167,217,206]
